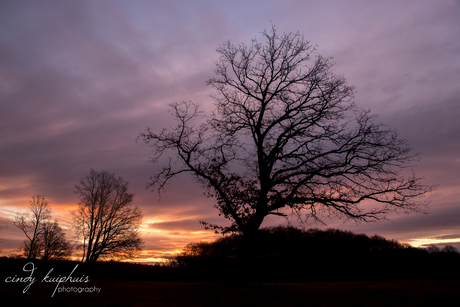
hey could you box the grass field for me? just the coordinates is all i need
[2,243,460,307]
[2,278,460,307]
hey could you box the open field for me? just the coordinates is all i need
[2,278,460,307]
[2,255,460,306]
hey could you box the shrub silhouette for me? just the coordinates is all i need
[175,227,409,261]
[172,226,460,281]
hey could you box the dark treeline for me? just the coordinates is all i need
[2,226,459,283]
[171,226,460,282]
[0,257,176,282]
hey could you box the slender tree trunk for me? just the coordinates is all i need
[28,222,41,259]
[85,237,93,262]
[81,236,86,262]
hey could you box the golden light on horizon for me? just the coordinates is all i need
[407,235,460,248]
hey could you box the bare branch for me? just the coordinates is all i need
[73,169,144,262]
[140,26,436,236]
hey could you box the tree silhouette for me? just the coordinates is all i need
[41,220,73,261]
[13,195,51,259]
[13,195,71,260]
[441,245,459,254]
[140,25,434,236]
[426,244,441,254]
[0,223,6,253]
[73,169,144,262]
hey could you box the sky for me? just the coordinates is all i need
[1,0,459,263]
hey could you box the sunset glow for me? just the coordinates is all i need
[1,0,459,262]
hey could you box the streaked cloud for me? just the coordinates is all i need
[1,0,459,259]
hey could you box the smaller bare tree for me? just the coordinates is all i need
[426,244,440,254]
[0,222,7,253]
[12,196,72,260]
[41,221,73,261]
[13,195,51,259]
[441,245,459,254]
[73,169,144,262]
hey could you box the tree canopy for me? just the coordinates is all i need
[13,195,72,260]
[73,169,144,262]
[140,26,434,236]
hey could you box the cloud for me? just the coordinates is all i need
[1,0,460,258]
[148,218,203,232]
[0,1,219,206]
[431,234,460,241]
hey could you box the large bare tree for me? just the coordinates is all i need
[73,169,143,262]
[139,26,434,236]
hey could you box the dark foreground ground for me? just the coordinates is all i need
[2,278,460,307]
[2,258,460,306]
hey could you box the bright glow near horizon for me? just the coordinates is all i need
[1,0,460,261]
